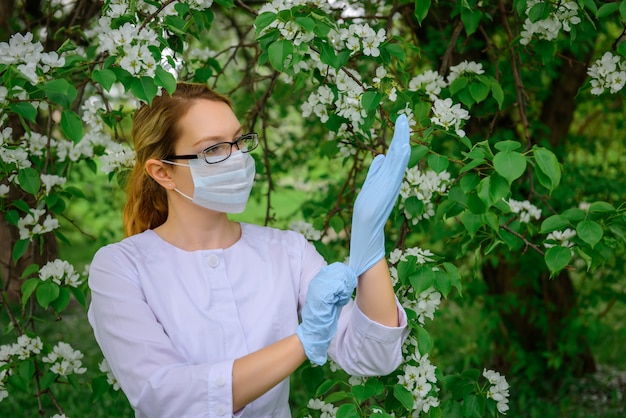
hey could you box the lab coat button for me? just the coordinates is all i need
[216,405,226,416]
[215,376,226,386]
[207,254,219,268]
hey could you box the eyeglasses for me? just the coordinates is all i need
[164,132,259,164]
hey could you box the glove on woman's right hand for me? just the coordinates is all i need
[296,262,357,365]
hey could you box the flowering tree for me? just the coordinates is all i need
[1,0,625,417]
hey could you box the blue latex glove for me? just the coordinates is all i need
[348,115,411,276]
[296,262,357,365]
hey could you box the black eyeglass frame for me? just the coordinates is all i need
[164,132,259,164]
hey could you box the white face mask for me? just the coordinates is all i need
[163,151,256,213]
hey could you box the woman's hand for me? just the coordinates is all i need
[296,262,357,365]
[349,115,411,276]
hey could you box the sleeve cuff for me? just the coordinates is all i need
[351,298,408,341]
[207,359,241,417]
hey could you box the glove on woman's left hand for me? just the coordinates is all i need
[348,115,411,276]
[296,262,357,365]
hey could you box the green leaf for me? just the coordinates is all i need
[540,215,569,234]
[268,39,293,71]
[489,79,504,108]
[36,281,60,309]
[60,110,84,143]
[461,211,482,236]
[460,172,480,193]
[588,201,615,213]
[50,287,71,313]
[155,67,177,95]
[17,167,40,195]
[70,286,87,307]
[576,220,603,248]
[469,81,489,103]
[393,384,414,410]
[427,154,449,173]
[9,102,38,123]
[409,265,435,293]
[442,262,462,296]
[597,2,619,18]
[361,91,382,112]
[414,0,431,25]
[545,246,572,274]
[295,16,316,32]
[397,256,418,285]
[40,371,57,390]
[21,278,40,306]
[329,215,344,234]
[461,8,483,36]
[91,376,109,402]
[382,43,406,63]
[12,239,30,263]
[495,140,522,152]
[621,1,626,20]
[528,1,551,22]
[20,263,40,279]
[434,269,452,297]
[561,208,586,222]
[463,394,485,418]
[43,79,77,108]
[351,383,376,402]
[131,76,159,105]
[409,144,429,167]
[533,146,561,192]
[493,151,527,184]
[316,379,338,396]
[336,404,358,418]
[416,325,433,355]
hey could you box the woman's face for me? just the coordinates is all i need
[170,99,243,198]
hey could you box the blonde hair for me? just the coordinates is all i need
[123,82,231,236]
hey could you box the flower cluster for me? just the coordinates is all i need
[17,209,59,241]
[305,398,338,418]
[0,335,44,402]
[587,52,626,95]
[430,98,470,137]
[398,350,440,414]
[483,369,510,414]
[99,359,120,391]
[507,198,542,224]
[403,287,442,325]
[408,69,446,101]
[0,32,66,85]
[42,342,87,376]
[389,245,436,285]
[447,60,485,84]
[400,168,452,225]
[0,127,33,169]
[290,220,322,241]
[99,142,136,174]
[544,228,576,249]
[39,259,83,287]
[40,174,66,196]
[520,0,581,45]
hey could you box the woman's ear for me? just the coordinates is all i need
[145,159,175,190]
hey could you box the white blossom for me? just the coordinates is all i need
[289,220,321,241]
[483,369,510,414]
[39,259,82,287]
[447,60,484,84]
[430,98,470,137]
[100,143,136,174]
[588,52,626,95]
[408,70,446,101]
[99,359,120,390]
[544,228,576,249]
[40,174,66,195]
[42,342,87,376]
[507,198,542,223]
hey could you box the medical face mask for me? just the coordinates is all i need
[164,151,256,213]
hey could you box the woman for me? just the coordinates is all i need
[88,82,410,417]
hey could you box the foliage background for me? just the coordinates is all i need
[1,0,625,417]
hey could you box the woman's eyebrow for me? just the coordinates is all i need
[193,127,243,147]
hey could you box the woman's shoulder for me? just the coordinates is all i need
[241,222,310,249]
[92,230,161,263]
